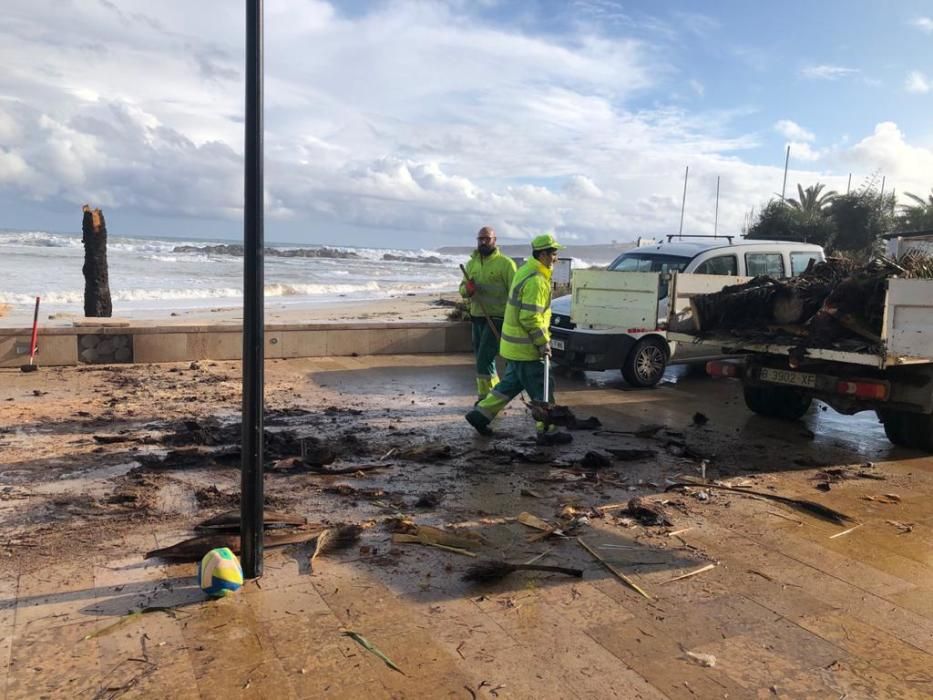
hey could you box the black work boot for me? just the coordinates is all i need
[536,430,573,446]
[465,410,494,436]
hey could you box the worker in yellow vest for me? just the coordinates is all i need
[465,233,572,445]
[460,226,516,400]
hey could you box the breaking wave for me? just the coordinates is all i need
[0,280,446,306]
[0,231,84,248]
[0,229,468,317]
[0,230,462,265]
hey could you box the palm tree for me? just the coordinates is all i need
[897,189,933,231]
[786,183,837,218]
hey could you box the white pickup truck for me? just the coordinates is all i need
[549,237,824,386]
[667,272,933,451]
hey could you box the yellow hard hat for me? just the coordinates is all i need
[531,233,564,251]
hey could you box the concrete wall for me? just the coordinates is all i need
[0,333,78,367]
[0,321,471,368]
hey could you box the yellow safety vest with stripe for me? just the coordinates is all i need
[500,257,552,362]
[459,249,516,318]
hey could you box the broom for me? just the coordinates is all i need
[462,559,583,583]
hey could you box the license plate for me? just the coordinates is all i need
[760,367,816,388]
[551,339,565,351]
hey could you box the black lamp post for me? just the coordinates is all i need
[241,0,264,579]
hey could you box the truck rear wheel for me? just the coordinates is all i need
[621,337,668,388]
[743,385,812,420]
[878,410,933,451]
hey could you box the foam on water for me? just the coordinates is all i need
[0,231,85,248]
[0,230,467,316]
[0,229,600,319]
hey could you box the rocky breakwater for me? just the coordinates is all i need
[382,253,444,264]
[173,244,446,264]
[173,244,363,259]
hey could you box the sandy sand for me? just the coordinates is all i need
[0,291,463,328]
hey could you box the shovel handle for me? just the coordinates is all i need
[459,264,501,343]
[543,353,550,402]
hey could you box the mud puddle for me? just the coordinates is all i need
[152,480,200,515]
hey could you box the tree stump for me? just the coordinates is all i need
[82,205,112,317]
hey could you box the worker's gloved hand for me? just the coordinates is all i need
[538,343,552,358]
[465,280,477,297]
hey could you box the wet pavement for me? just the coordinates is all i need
[1,354,932,698]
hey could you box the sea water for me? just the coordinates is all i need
[0,230,466,319]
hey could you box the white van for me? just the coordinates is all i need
[549,236,825,387]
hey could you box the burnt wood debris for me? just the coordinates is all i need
[82,204,112,317]
[687,253,933,351]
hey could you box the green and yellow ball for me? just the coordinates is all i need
[198,547,244,597]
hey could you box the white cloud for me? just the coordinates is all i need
[0,0,726,242]
[774,119,815,142]
[787,142,822,162]
[0,1,930,246]
[835,122,933,198]
[688,79,705,97]
[911,17,933,33]
[563,175,604,199]
[800,64,859,80]
[0,149,31,185]
[906,71,931,94]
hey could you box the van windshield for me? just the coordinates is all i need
[608,253,691,273]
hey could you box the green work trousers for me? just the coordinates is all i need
[467,358,554,433]
[471,316,503,398]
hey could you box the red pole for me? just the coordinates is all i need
[29,297,40,360]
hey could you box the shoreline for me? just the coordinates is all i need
[0,291,463,329]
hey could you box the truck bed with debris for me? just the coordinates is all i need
[669,269,933,369]
[667,260,933,450]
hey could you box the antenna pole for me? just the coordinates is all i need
[780,145,790,204]
[713,175,720,237]
[678,166,689,237]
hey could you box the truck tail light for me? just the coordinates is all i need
[836,380,889,401]
[707,360,741,378]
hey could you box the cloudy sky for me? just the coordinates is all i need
[1,0,932,248]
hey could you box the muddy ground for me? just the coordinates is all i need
[0,357,730,572]
[0,354,922,578]
[2,355,932,698]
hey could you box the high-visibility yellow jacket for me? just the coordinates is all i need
[459,249,516,319]
[500,257,552,362]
